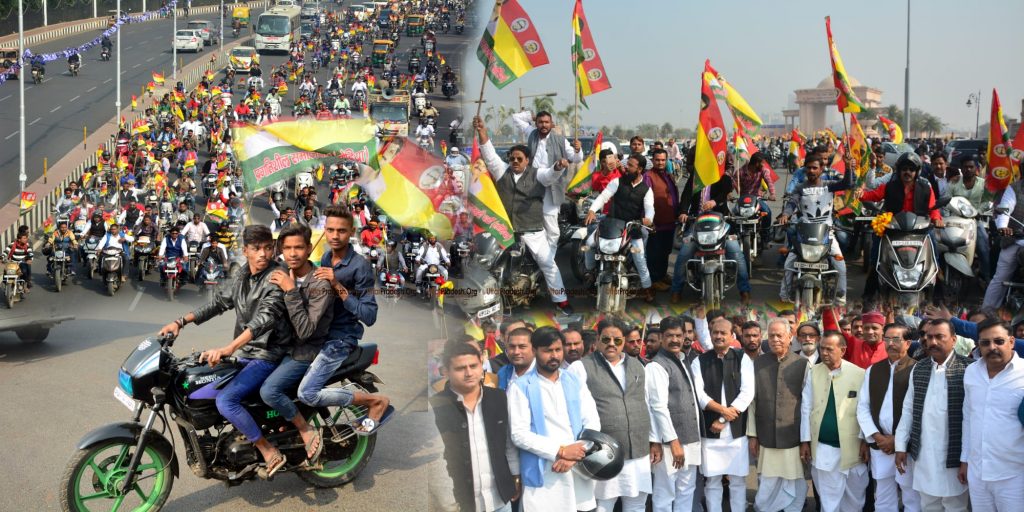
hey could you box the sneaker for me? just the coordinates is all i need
[556,301,574,316]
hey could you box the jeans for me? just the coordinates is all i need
[260,356,312,421]
[671,234,750,294]
[976,222,991,280]
[18,262,31,286]
[584,229,652,288]
[216,358,279,442]
[983,242,1023,309]
[298,339,356,408]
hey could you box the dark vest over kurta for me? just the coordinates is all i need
[652,351,702,445]
[580,352,652,460]
[752,352,808,449]
[609,178,649,222]
[494,166,546,232]
[697,348,746,439]
[867,356,915,447]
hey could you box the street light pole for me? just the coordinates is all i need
[116,0,121,124]
[18,0,26,193]
[173,3,178,81]
[967,91,981,139]
[219,0,224,55]
[903,0,910,138]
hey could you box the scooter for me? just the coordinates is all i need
[937,196,979,304]
[82,236,101,279]
[100,246,125,296]
[875,211,939,311]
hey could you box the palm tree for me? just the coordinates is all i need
[921,114,944,138]
[532,95,556,115]
[555,103,580,135]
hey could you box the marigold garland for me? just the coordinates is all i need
[871,211,893,237]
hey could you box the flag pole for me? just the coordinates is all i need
[475,0,504,119]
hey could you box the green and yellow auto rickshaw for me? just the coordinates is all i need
[406,14,424,37]
[232,5,250,27]
[372,39,393,67]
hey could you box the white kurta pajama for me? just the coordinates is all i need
[508,370,601,512]
[894,352,968,512]
[566,359,652,512]
[856,362,921,512]
[690,354,755,512]
[646,357,702,512]
[800,365,869,512]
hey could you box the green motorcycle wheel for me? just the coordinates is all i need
[60,442,174,512]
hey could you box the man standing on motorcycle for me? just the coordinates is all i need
[474,116,575,316]
[583,153,655,302]
[160,225,294,478]
[415,232,450,285]
[777,153,854,305]
[982,178,1024,309]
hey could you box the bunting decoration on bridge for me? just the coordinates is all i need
[694,62,728,188]
[825,16,866,114]
[572,0,611,107]
[469,136,515,249]
[476,0,550,89]
[986,88,1015,193]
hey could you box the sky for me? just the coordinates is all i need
[459,0,1024,135]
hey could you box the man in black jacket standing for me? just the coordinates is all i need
[431,342,520,511]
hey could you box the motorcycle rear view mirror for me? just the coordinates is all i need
[933,195,952,209]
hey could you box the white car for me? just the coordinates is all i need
[174,30,204,52]
[229,46,258,73]
[186,20,217,46]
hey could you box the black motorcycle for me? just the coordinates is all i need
[454,232,541,322]
[59,333,384,511]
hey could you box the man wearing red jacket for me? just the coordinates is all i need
[590,149,622,214]
[823,307,888,368]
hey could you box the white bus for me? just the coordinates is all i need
[254,9,297,53]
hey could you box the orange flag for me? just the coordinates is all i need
[986,88,1014,193]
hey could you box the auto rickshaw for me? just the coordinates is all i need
[406,14,424,36]
[371,39,393,68]
[231,5,250,27]
[0,48,18,79]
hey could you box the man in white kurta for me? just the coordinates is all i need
[799,333,869,512]
[960,320,1024,511]
[690,317,755,512]
[567,319,653,512]
[645,316,704,512]
[856,323,921,512]
[895,320,969,512]
[509,328,601,512]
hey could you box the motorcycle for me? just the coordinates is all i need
[416,134,432,152]
[100,246,125,296]
[565,195,595,281]
[366,247,381,274]
[455,232,542,321]
[83,236,101,279]
[162,256,183,301]
[59,333,384,510]
[937,196,979,304]
[1,254,26,309]
[449,235,472,279]
[381,269,403,304]
[732,194,766,268]
[590,218,651,314]
[69,61,80,77]
[202,173,219,199]
[875,211,939,310]
[199,257,225,300]
[135,236,156,281]
[101,47,111,61]
[682,212,738,310]
[787,221,840,316]
[441,79,458,99]
[187,241,201,282]
[995,205,1024,312]
[418,263,444,306]
[48,243,73,292]
[454,22,464,34]
[31,66,44,84]
[247,76,264,90]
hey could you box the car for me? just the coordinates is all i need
[228,46,258,73]
[881,142,915,168]
[186,20,218,46]
[300,21,315,40]
[173,29,204,53]
[349,5,366,21]
[300,6,318,20]
[272,0,301,17]
[944,139,988,168]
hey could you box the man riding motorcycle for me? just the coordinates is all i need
[47,220,79,276]
[414,118,435,149]
[415,232,450,286]
[196,236,229,282]
[67,52,81,74]
[982,179,1024,309]
[380,240,408,286]
[94,222,133,282]
[444,146,468,168]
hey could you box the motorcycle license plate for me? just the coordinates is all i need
[794,262,828,270]
[478,303,500,318]
[113,386,135,411]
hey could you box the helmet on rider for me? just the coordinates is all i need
[895,152,922,174]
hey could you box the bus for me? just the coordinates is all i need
[254,9,297,53]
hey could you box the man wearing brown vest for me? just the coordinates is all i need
[856,323,921,512]
[895,318,969,511]
[748,318,811,512]
[566,316,653,512]
[799,331,869,512]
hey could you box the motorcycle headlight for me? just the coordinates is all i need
[800,244,827,263]
[598,237,621,254]
[697,231,719,246]
[739,206,755,218]
[895,263,924,288]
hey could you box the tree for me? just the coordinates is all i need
[660,122,674,138]
[531,96,556,115]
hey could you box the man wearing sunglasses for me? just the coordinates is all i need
[959,318,1024,511]
[566,317,652,512]
[474,116,575,316]
[856,323,921,512]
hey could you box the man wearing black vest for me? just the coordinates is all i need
[511,110,583,247]
[691,317,755,512]
[431,342,520,512]
[895,318,969,511]
[566,316,653,512]
[748,319,811,512]
[856,323,921,512]
[474,117,574,315]
[646,316,704,512]
[584,153,655,302]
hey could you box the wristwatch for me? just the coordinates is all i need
[718,417,727,424]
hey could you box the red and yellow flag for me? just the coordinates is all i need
[468,136,515,249]
[568,131,602,195]
[572,0,611,106]
[131,118,150,135]
[694,61,728,188]
[986,88,1015,193]
[152,72,165,85]
[825,16,865,114]
[19,192,37,210]
[1009,121,1024,170]
[789,129,807,167]
[476,0,549,89]
[206,199,228,220]
[147,81,155,92]
[877,116,903,144]
[705,60,763,133]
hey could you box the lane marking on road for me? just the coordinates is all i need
[139,40,149,45]
[132,63,141,69]
[5,131,18,140]
[125,45,134,50]
[29,117,41,125]
[129,289,144,311]
[146,56,155,62]
[70,95,80,102]
[87,86,97,92]
[103,78,112,84]
[0,94,10,102]
[50,105,62,113]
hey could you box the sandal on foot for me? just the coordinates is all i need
[351,405,395,436]
[304,429,323,461]
[257,453,287,480]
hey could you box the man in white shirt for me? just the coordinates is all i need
[566,317,653,512]
[895,319,970,512]
[510,110,582,247]
[445,146,469,168]
[800,332,869,512]
[94,222,133,282]
[856,323,921,512]
[180,116,203,139]
[959,318,1024,511]
[497,327,535,391]
[414,119,435,148]
[508,327,601,512]
[181,214,210,245]
[415,234,450,284]
[645,316,703,512]
[691,317,754,512]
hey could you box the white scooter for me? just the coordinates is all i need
[937,196,979,304]
[294,169,315,197]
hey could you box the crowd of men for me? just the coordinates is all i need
[431,303,1024,512]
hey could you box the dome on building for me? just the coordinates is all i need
[816,75,861,89]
